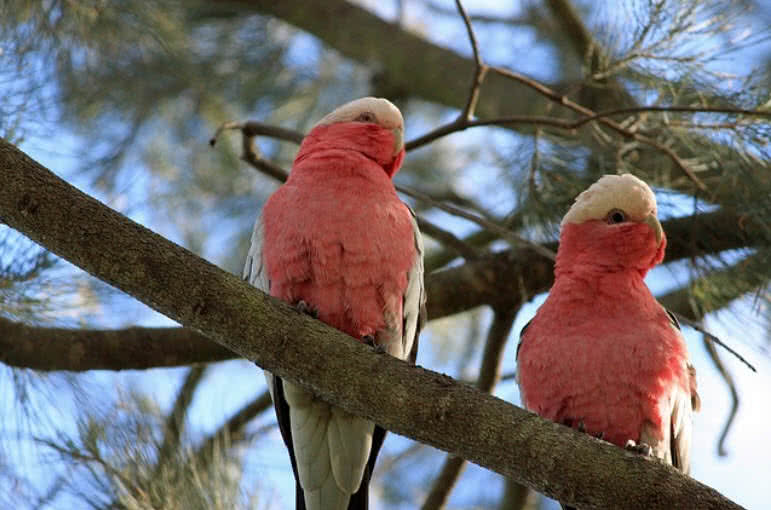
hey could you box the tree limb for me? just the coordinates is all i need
[0,208,764,372]
[0,136,744,510]
[423,308,517,510]
[0,316,236,371]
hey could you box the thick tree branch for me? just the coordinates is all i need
[0,139,743,509]
[0,316,236,371]
[423,309,517,510]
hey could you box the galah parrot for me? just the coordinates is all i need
[516,174,700,506]
[243,97,426,510]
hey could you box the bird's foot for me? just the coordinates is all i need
[294,300,318,318]
[625,440,653,457]
[362,335,387,354]
[575,421,604,440]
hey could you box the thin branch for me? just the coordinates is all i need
[209,120,304,146]
[703,335,739,457]
[455,0,488,121]
[423,1,528,26]
[194,390,273,462]
[672,313,756,372]
[572,106,771,127]
[209,107,768,200]
[415,216,481,262]
[155,365,208,474]
[501,371,517,382]
[409,104,771,153]
[421,457,467,510]
[423,309,518,510]
[489,65,709,190]
[37,438,146,501]
[396,183,556,261]
[499,476,538,510]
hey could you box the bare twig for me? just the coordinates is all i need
[501,370,517,382]
[405,105,771,152]
[488,65,708,190]
[421,456,467,510]
[423,309,517,510]
[397,184,556,261]
[155,365,208,474]
[500,476,538,510]
[374,442,426,478]
[415,216,481,262]
[210,104,768,196]
[672,312,756,372]
[209,120,304,146]
[455,0,488,121]
[571,105,771,127]
[194,390,273,462]
[703,335,739,457]
[37,438,146,501]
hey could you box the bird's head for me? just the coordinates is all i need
[297,97,405,178]
[556,174,666,277]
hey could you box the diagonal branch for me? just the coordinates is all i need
[703,336,739,457]
[0,137,744,510]
[155,365,208,474]
[486,65,707,191]
[454,0,487,121]
[422,308,517,510]
[194,390,273,463]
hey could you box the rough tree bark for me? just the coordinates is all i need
[0,136,744,510]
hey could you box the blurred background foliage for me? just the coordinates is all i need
[0,0,769,508]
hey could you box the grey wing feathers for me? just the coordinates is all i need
[665,310,700,474]
[243,216,275,397]
[243,216,270,293]
[402,206,426,364]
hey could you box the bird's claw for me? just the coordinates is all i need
[574,420,603,439]
[363,335,386,354]
[294,300,318,318]
[625,440,653,457]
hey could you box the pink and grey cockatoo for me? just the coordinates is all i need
[243,97,426,510]
[516,174,700,505]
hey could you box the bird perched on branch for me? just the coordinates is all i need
[516,174,700,508]
[243,97,426,510]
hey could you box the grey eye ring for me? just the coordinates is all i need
[355,112,376,123]
[606,209,626,224]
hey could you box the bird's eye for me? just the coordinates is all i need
[606,209,626,224]
[355,112,376,123]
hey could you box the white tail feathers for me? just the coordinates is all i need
[283,379,376,510]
